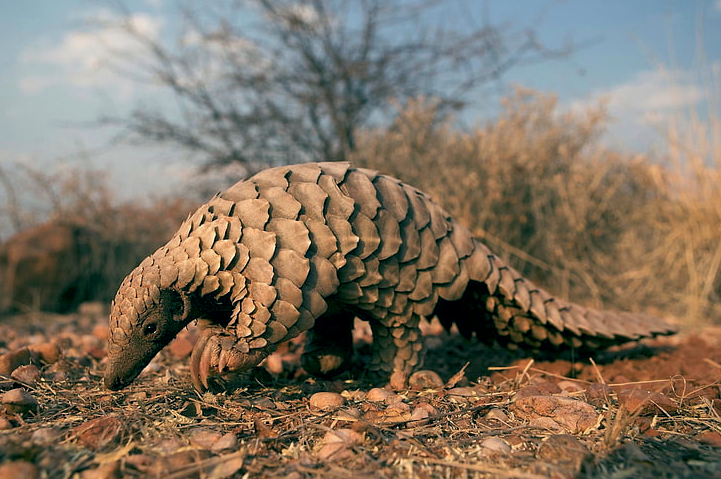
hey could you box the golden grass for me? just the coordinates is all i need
[353,87,721,326]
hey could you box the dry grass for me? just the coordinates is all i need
[353,87,721,325]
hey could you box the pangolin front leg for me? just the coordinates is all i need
[190,320,271,390]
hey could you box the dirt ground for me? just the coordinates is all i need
[0,306,720,478]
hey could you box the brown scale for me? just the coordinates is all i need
[104,162,678,392]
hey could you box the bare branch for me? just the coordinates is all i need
[92,0,575,168]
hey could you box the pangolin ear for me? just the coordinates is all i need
[161,289,191,322]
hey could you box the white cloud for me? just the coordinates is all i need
[567,69,705,150]
[715,0,721,12]
[19,12,164,97]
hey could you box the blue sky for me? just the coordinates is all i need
[1,0,720,202]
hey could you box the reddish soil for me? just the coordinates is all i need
[0,308,720,478]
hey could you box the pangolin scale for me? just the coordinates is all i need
[104,162,676,391]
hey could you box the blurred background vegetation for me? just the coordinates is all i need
[0,0,719,326]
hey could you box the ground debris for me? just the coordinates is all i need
[0,311,720,478]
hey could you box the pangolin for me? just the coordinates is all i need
[104,162,676,391]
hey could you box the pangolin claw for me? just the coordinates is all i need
[190,328,214,391]
[199,337,216,389]
[190,327,256,391]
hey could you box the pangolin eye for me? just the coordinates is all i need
[144,323,158,336]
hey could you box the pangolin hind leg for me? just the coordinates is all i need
[433,280,500,344]
[301,308,355,378]
[368,316,424,390]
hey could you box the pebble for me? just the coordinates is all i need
[408,370,444,390]
[511,395,600,434]
[0,348,32,376]
[211,432,238,453]
[530,416,564,432]
[309,392,345,411]
[190,428,224,449]
[618,389,677,415]
[485,408,510,423]
[31,427,62,445]
[28,342,62,364]
[71,416,123,449]
[479,437,511,456]
[1,388,39,416]
[365,388,399,404]
[11,364,41,384]
[408,402,438,427]
[318,428,363,460]
[585,383,613,408]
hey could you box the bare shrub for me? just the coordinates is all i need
[0,164,197,312]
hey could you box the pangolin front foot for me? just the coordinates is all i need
[190,327,269,391]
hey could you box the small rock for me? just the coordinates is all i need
[529,378,562,395]
[479,437,511,456]
[211,432,238,453]
[511,395,600,434]
[408,405,431,427]
[28,342,62,364]
[447,387,480,397]
[529,416,563,432]
[557,380,585,394]
[190,428,224,449]
[31,427,62,445]
[1,388,39,416]
[408,370,444,390]
[317,428,363,460]
[485,408,509,423]
[618,389,677,415]
[516,380,561,399]
[71,416,123,449]
[11,364,41,384]
[251,396,276,409]
[365,388,399,404]
[585,383,613,408]
[0,460,39,479]
[0,348,32,375]
[309,392,345,411]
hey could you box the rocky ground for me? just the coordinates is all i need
[1,305,720,478]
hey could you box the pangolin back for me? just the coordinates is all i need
[105,162,676,390]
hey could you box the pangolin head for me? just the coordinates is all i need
[104,274,194,390]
